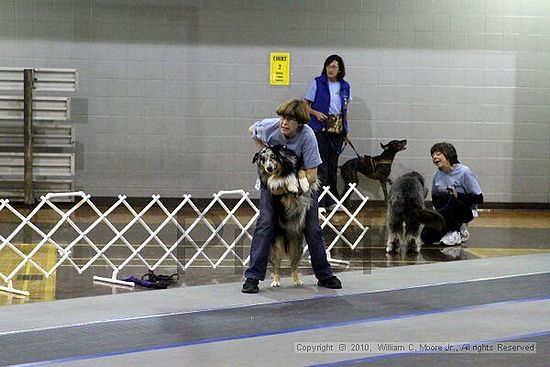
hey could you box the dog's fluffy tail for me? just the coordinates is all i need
[414,208,446,231]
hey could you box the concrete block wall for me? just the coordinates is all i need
[0,0,548,203]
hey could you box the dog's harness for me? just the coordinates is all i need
[369,158,393,175]
[344,138,395,177]
[344,138,392,175]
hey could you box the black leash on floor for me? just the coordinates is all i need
[141,270,180,288]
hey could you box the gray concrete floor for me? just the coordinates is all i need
[0,208,549,366]
[1,209,549,305]
[1,254,549,367]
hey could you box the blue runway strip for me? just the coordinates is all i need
[4,273,550,367]
[307,330,550,367]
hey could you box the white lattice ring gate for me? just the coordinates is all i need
[317,183,370,265]
[0,185,369,296]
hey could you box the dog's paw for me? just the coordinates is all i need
[406,239,421,253]
[299,177,310,193]
[287,183,299,193]
[293,279,304,287]
[386,241,399,253]
[270,280,281,287]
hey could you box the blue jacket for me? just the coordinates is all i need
[309,74,351,134]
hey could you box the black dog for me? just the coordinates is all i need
[340,140,407,202]
[386,171,445,253]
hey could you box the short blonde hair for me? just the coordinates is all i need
[275,99,310,125]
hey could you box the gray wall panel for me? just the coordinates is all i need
[1,0,548,202]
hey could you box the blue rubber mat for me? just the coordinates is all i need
[314,332,550,367]
[2,273,549,366]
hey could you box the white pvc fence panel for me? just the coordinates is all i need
[0,152,75,177]
[318,183,370,265]
[0,179,74,201]
[0,123,75,147]
[0,96,71,121]
[0,185,369,296]
[0,67,78,92]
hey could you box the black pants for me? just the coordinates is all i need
[420,191,474,244]
[315,131,344,208]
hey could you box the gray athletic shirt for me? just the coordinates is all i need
[432,164,482,195]
[251,118,322,169]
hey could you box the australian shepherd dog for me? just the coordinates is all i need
[253,145,318,287]
[386,171,445,253]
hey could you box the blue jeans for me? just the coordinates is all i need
[244,186,334,281]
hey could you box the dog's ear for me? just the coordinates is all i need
[380,142,387,149]
[252,152,259,163]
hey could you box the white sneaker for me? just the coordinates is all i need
[441,231,462,246]
[459,223,470,242]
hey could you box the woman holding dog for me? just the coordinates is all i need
[421,142,484,246]
[242,99,342,294]
[305,54,351,212]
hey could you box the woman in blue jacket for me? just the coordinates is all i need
[305,55,351,212]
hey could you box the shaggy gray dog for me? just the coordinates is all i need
[386,171,445,253]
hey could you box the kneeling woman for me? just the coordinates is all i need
[421,142,483,246]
